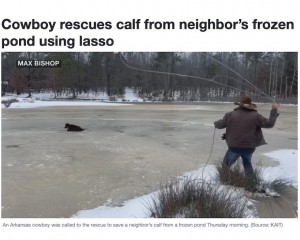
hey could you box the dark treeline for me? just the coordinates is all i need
[1,52,298,103]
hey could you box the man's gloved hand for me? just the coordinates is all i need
[272,101,279,110]
[221,133,226,140]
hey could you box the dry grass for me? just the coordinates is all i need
[215,161,293,194]
[147,177,249,218]
[262,177,294,195]
[147,161,294,218]
[215,162,260,192]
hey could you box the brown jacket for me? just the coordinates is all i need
[214,107,279,148]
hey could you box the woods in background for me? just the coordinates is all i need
[1,52,298,103]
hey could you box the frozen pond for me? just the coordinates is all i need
[1,103,297,217]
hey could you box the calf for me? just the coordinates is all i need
[65,123,84,132]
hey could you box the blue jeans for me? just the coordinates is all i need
[223,147,256,177]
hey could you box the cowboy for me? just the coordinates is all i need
[214,96,279,178]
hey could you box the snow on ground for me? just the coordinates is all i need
[263,149,298,187]
[73,149,297,218]
[2,98,130,108]
[121,88,143,102]
[1,88,143,109]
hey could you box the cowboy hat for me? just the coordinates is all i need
[234,96,257,111]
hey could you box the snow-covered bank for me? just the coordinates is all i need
[2,90,297,109]
[1,88,144,109]
[73,149,298,218]
[263,149,298,187]
[2,98,131,108]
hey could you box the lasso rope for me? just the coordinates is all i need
[202,53,274,101]
[119,53,272,101]
[119,53,273,177]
